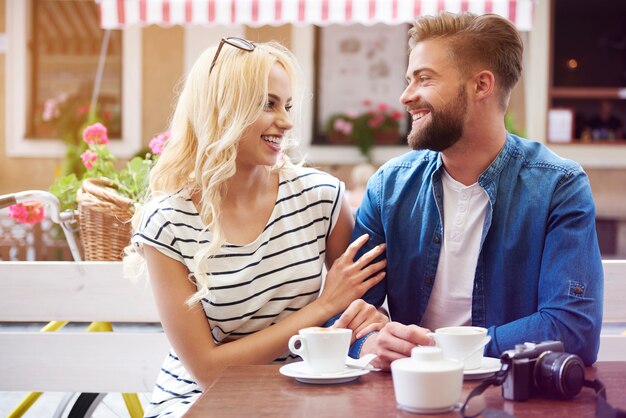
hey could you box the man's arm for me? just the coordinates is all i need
[487,170,603,365]
[352,172,388,308]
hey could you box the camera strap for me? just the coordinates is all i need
[459,366,626,418]
[584,379,626,418]
[460,364,511,418]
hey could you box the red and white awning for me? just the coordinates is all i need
[99,0,534,31]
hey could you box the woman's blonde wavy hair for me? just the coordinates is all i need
[124,40,304,305]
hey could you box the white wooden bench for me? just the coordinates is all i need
[0,261,169,393]
[598,260,626,361]
[0,260,623,396]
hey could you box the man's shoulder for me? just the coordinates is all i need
[377,149,438,177]
[508,134,583,175]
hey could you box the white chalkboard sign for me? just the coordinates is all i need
[315,24,409,141]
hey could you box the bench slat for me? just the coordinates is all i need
[0,332,170,392]
[0,262,159,322]
[598,335,626,361]
[0,259,623,393]
[602,260,626,323]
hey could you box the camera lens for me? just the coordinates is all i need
[534,351,585,399]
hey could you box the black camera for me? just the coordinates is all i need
[500,341,585,401]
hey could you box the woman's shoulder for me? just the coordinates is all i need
[137,190,197,230]
[280,165,342,188]
[277,166,344,210]
[145,189,193,210]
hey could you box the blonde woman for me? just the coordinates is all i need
[127,38,387,417]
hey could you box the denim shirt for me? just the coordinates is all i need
[352,133,603,365]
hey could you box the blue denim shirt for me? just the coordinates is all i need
[351,133,603,365]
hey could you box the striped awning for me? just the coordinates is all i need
[99,0,534,31]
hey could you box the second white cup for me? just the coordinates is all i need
[428,326,490,370]
[288,327,352,375]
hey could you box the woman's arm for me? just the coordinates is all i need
[322,195,389,340]
[144,228,386,389]
[324,195,355,268]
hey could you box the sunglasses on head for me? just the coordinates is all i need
[209,36,256,74]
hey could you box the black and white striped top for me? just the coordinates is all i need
[133,166,344,417]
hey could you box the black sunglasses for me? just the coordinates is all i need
[209,37,256,75]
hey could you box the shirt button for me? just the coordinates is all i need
[424,277,434,286]
[455,217,463,226]
[461,192,469,200]
[433,236,441,243]
[572,286,584,295]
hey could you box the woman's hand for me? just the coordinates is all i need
[317,233,386,317]
[333,299,390,344]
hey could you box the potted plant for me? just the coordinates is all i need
[9,123,169,260]
[324,100,404,161]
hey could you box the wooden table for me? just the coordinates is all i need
[186,362,626,417]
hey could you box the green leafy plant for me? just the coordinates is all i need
[39,92,120,177]
[49,123,169,212]
[505,112,525,137]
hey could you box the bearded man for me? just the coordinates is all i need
[335,11,603,369]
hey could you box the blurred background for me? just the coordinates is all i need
[1,0,625,259]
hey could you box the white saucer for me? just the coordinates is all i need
[463,356,502,380]
[279,361,369,384]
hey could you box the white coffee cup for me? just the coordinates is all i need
[391,346,464,413]
[428,326,490,370]
[288,327,352,375]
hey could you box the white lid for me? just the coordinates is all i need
[391,346,464,373]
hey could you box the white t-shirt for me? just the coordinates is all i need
[132,166,344,417]
[421,169,488,331]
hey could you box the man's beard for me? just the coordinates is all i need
[407,86,468,152]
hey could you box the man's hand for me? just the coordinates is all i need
[333,299,389,344]
[360,322,434,370]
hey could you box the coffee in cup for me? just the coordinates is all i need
[428,326,490,370]
[288,327,351,375]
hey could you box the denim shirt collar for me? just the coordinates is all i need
[430,132,514,247]
[477,133,515,204]
[431,132,513,196]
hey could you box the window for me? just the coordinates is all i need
[30,0,122,140]
[312,24,409,150]
[548,0,626,144]
[6,0,141,158]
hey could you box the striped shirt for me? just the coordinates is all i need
[133,166,344,417]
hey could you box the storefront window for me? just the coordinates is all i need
[28,0,122,140]
[548,0,626,144]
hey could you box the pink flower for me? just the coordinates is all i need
[8,202,45,225]
[83,122,109,145]
[149,130,170,156]
[368,114,385,129]
[391,110,404,121]
[362,99,372,108]
[42,99,60,122]
[76,103,90,116]
[377,102,389,112]
[333,118,353,136]
[81,150,98,169]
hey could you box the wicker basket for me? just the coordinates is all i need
[77,178,134,261]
